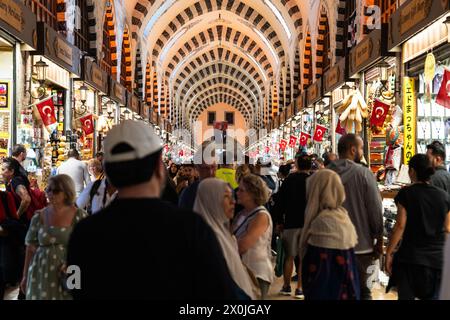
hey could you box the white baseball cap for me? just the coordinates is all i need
[104,120,163,163]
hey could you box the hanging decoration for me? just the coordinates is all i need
[336,90,369,133]
[370,99,391,127]
[79,114,94,135]
[279,139,287,151]
[313,124,327,142]
[436,68,450,109]
[288,135,297,148]
[299,132,311,146]
[35,97,57,132]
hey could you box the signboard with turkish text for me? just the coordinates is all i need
[34,22,81,76]
[83,58,108,93]
[403,77,416,165]
[324,58,346,93]
[307,80,322,106]
[388,0,450,51]
[0,0,37,50]
[109,78,126,106]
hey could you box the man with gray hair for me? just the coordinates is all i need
[57,149,91,196]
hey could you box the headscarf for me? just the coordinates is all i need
[193,178,256,299]
[299,169,358,260]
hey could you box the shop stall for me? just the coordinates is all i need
[389,0,450,168]
[109,78,127,123]
[74,57,109,160]
[348,27,397,178]
[305,79,328,156]
[323,58,348,153]
[0,0,37,179]
[23,22,81,183]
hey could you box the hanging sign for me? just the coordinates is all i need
[403,77,416,164]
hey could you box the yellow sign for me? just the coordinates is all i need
[0,0,23,32]
[403,77,416,165]
[57,122,64,132]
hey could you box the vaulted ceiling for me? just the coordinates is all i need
[124,0,304,130]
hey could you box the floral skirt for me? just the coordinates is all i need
[301,245,360,300]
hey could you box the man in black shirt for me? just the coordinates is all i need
[67,120,241,300]
[427,141,450,197]
[274,154,312,299]
[11,144,29,179]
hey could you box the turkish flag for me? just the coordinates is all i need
[313,125,327,142]
[80,114,94,135]
[35,98,57,128]
[436,69,450,109]
[370,99,390,126]
[336,120,347,135]
[264,146,270,153]
[288,135,297,148]
[179,150,184,157]
[299,132,311,146]
[279,139,287,151]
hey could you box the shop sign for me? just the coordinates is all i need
[34,22,81,76]
[388,0,450,51]
[296,92,305,112]
[286,103,293,120]
[0,0,37,49]
[403,77,416,165]
[324,58,346,93]
[130,94,140,114]
[141,103,149,120]
[109,78,126,106]
[307,80,322,106]
[83,58,108,93]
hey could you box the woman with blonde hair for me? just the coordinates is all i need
[194,178,256,299]
[21,174,87,300]
[299,169,360,300]
[233,174,273,299]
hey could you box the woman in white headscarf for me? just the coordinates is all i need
[194,178,256,299]
[299,169,359,300]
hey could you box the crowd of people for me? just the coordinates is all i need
[0,121,450,300]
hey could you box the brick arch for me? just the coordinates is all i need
[86,0,97,57]
[179,63,260,105]
[145,61,152,105]
[173,47,267,95]
[316,5,331,78]
[190,93,252,123]
[165,25,274,79]
[120,27,132,91]
[134,46,143,98]
[150,1,286,68]
[101,3,118,76]
[303,31,313,89]
[183,75,258,113]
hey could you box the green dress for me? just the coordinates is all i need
[25,208,87,300]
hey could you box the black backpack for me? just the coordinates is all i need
[87,179,109,214]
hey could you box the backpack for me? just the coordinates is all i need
[9,184,47,221]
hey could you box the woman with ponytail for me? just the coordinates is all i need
[386,154,450,300]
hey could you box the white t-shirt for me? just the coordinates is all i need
[76,178,117,214]
[57,158,91,196]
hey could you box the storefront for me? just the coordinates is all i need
[109,78,127,122]
[348,27,397,177]
[389,0,450,169]
[305,79,327,156]
[76,57,110,158]
[323,58,347,153]
[0,0,36,168]
[22,22,81,181]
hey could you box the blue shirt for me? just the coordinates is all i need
[178,180,201,211]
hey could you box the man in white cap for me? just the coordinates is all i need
[67,120,242,299]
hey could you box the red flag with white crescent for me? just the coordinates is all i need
[288,135,297,148]
[370,99,390,126]
[436,69,450,109]
[299,132,311,146]
[313,125,327,142]
[35,98,57,127]
[279,139,287,151]
[335,120,347,135]
[80,114,94,135]
[264,146,270,153]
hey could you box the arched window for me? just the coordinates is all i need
[74,0,90,53]
[25,0,66,33]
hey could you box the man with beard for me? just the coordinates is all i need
[328,134,384,300]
